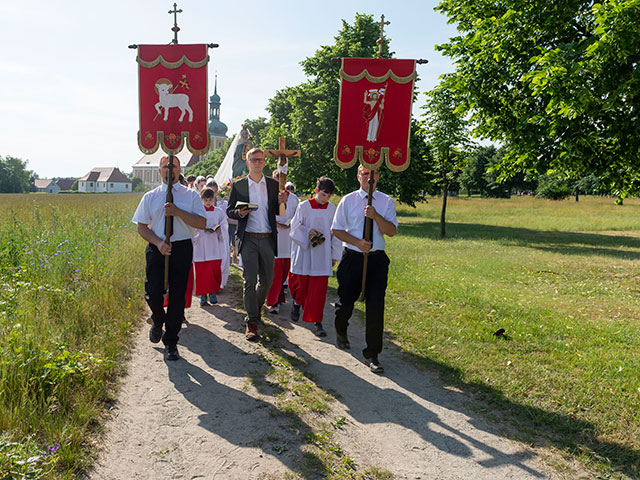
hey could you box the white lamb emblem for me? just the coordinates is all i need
[154,78,193,122]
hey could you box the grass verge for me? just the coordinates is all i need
[382,196,640,479]
[0,194,146,479]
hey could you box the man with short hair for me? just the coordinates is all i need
[331,165,397,373]
[132,156,206,361]
[227,148,287,341]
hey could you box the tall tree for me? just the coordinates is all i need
[436,0,640,195]
[421,82,470,238]
[262,14,432,203]
[0,155,33,193]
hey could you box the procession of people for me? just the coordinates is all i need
[132,149,397,373]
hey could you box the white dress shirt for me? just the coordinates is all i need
[331,188,397,253]
[132,183,206,242]
[246,175,271,233]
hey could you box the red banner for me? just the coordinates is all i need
[334,58,416,171]
[137,44,209,155]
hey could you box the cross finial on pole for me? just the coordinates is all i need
[376,14,391,58]
[169,3,183,44]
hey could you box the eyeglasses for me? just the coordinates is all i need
[248,156,265,162]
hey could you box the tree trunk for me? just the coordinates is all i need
[575,189,579,202]
[440,176,449,239]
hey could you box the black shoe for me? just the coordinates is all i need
[313,323,327,337]
[290,303,300,322]
[364,356,384,374]
[165,345,180,361]
[335,333,350,350]
[149,325,163,344]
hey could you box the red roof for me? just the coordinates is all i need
[79,168,131,183]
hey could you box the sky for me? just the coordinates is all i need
[0,0,458,178]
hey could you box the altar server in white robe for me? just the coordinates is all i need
[266,170,298,314]
[193,187,228,305]
[288,177,342,337]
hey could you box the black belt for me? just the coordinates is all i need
[245,231,272,239]
[345,248,384,256]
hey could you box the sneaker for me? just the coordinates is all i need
[208,293,218,304]
[149,325,163,344]
[313,323,327,337]
[268,303,280,314]
[245,323,260,342]
[199,296,208,306]
[364,356,384,374]
[290,303,300,322]
[335,333,350,350]
[164,345,180,361]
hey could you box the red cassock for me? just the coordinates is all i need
[333,58,416,172]
[137,44,210,155]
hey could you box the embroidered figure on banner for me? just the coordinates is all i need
[154,77,193,122]
[362,83,387,142]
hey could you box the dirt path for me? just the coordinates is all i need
[87,285,557,480]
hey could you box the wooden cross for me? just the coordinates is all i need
[169,3,183,44]
[264,137,300,216]
[376,14,391,58]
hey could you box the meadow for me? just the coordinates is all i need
[1,193,639,479]
[0,193,146,479]
[383,195,640,479]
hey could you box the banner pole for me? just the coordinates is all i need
[164,154,175,291]
[360,172,376,301]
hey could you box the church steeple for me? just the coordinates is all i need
[208,74,227,137]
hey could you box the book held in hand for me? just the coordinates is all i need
[236,201,259,211]
[205,224,221,233]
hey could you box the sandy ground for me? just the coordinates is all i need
[87,284,557,480]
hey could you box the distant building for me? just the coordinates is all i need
[133,76,228,188]
[33,179,60,193]
[132,149,194,189]
[56,179,75,191]
[78,168,131,193]
[207,75,228,152]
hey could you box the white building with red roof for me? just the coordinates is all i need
[78,167,132,193]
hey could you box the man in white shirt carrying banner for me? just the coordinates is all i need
[132,157,206,361]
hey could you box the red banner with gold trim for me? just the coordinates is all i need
[333,58,416,171]
[137,44,209,155]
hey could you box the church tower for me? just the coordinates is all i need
[208,75,228,151]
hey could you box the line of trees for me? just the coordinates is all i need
[191,10,633,217]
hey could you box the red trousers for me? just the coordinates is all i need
[194,259,222,296]
[288,273,328,323]
[266,258,290,307]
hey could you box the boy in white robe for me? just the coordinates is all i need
[288,177,342,336]
[192,188,228,305]
[266,170,298,314]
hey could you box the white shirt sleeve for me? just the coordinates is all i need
[132,193,152,224]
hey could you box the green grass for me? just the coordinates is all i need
[383,195,640,479]
[0,193,146,479]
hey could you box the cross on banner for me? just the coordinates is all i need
[169,3,183,44]
[376,14,390,58]
[264,137,300,215]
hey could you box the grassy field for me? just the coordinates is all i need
[383,195,640,479]
[0,193,146,479]
[1,193,639,479]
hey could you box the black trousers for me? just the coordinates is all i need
[145,239,193,346]
[334,248,390,358]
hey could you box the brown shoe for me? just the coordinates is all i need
[245,323,260,342]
